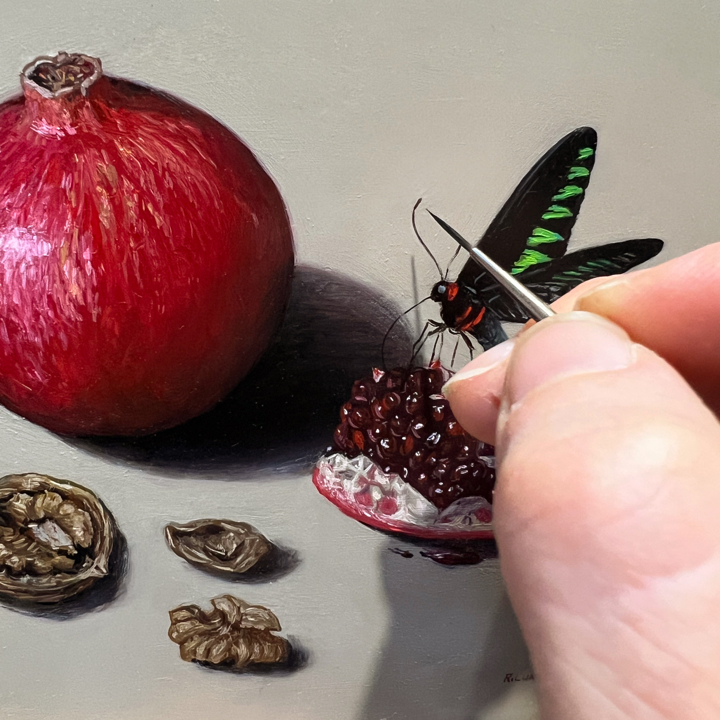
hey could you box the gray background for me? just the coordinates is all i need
[0,1,717,718]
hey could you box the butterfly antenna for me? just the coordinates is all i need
[411,198,444,279]
[443,245,463,280]
[381,295,433,371]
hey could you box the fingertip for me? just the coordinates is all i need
[443,339,515,445]
[501,311,634,408]
[443,339,515,391]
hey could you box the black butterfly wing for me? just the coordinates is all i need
[480,238,664,323]
[457,127,597,297]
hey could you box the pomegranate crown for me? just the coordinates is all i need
[21,52,102,99]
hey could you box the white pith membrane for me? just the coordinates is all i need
[314,452,494,534]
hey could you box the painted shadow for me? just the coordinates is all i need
[68,265,414,477]
[359,538,534,720]
[193,637,310,676]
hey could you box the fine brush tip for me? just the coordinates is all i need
[426,210,473,252]
[426,209,446,228]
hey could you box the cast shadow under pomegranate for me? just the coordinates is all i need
[67,265,414,477]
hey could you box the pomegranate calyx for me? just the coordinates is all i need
[22,52,102,99]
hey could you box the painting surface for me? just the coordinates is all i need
[0,1,716,718]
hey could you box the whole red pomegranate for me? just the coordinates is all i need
[0,53,294,436]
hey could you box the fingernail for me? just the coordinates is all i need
[573,277,632,314]
[443,339,515,395]
[506,311,635,406]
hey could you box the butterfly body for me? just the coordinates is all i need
[431,128,663,350]
[431,281,486,332]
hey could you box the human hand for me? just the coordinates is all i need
[443,243,720,719]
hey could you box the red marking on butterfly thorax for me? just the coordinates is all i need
[459,306,486,332]
[446,283,459,301]
[456,305,473,324]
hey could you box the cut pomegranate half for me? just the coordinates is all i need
[313,364,496,539]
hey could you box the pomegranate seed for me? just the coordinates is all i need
[348,406,371,429]
[401,435,414,455]
[426,431,441,447]
[431,401,446,422]
[340,402,352,421]
[378,436,398,457]
[333,424,350,450]
[410,417,428,439]
[369,421,389,443]
[390,412,410,437]
[378,497,398,515]
[405,391,423,415]
[382,392,401,412]
[408,448,426,469]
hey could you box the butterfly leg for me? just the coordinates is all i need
[430,332,442,364]
[459,330,475,360]
[412,320,447,366]
[381,295,434,371]
[409,320,440,366]
[426,322,447,362]
[450,335,462,367]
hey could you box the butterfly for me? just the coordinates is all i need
[425,127,664,352]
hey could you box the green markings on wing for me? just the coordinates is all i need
[528,227,564,246]
[542,204,574,220]
[567,166,590,180]
[511,249,552,275]
[552,185,584,201]
[511,145,595,275]
[551,258,616,283]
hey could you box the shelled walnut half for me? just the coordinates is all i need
[0,473,117,603]
[165,519,272,575]
[168,594,289,669]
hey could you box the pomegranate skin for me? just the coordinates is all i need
[0,54,294,436]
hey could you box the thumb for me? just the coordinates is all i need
[446,312,720,719]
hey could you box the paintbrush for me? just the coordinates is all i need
[427,211,556,322]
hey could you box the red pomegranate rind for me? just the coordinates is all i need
[313,453,493,540]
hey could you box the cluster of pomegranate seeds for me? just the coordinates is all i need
[331,364,495,511]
